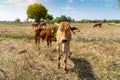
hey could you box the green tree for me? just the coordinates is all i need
[103,19,107,23]
[54,15,75,22]
[45,14,53,21]
[26,3,47,23]
[80,19,90,23]
[60,15,68,21]
[67,16,75,22]
[45,14,53,23]
[54,17,62,22]
[119,0,120,6]
[15,18,21,22]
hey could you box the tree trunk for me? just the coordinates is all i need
[35,18,41,24]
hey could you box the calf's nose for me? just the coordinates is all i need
[62,39,67,43]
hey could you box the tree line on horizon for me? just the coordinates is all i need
[1,16,120,23]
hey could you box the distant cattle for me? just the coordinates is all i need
[38,22,47,28]
[34,27,55,48]
[32,21,39,29]
[32,22,47,29]
[55,21,80,73]
[93,22,102,28]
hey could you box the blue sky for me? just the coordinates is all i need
[0,0,120,21]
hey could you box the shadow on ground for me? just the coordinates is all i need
[70,57,96,80]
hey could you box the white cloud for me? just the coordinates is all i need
[1,0,39,7]
[62,5,74,10]
[0,0,41,21]
[0,4,4,8]
[68,0,74,3]
[27,0,39,5]
[71,11,78,15]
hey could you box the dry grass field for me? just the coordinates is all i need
[0,23,120,80]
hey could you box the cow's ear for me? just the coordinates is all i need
[55,23,60,27]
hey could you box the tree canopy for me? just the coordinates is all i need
[26,3,47,23]
[15,18,21,22]
[54,15,75,22]
[45,14,53,21]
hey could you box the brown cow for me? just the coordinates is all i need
[93,22,102,28]
[38,22,47,28]
[32,21,39,29]
[55,21,80,73]
[34,27,55,48]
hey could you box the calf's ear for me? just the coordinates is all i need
[55,23,60,27]
[70,26,80,32]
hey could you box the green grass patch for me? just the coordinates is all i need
[107,23,120,27]
[0,22,31,27]
[0,33,34,40]
[107,23,116,26]
[76,36,120,43]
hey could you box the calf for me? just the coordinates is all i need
[93,22,102,28]
[55,21,80,73]
[34,27,55,48]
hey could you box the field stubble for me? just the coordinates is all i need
[0,23,120,80]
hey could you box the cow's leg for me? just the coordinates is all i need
[38,36,40,44]
[47,39,49,47]
[34,32,38,47]
[49,40,51,47]
[37,36,40,49]
[64,54,68,73]
[49,39,52,47]
[68,43,71,58]
[34,31,40,50]
[57,43,61,69]
[63,43,69,73]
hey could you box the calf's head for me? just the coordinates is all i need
[55,22,71,43]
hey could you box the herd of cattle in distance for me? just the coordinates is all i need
[31,21,102,73]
